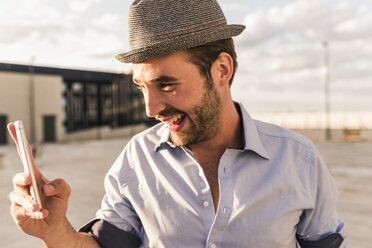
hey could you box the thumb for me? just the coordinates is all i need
[43,178,71,200]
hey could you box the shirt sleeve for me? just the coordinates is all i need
[94,144,143,237]
[296,143,345,247]
[79,219,142,248]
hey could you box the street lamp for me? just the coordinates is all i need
[28,56,36,144]
[323,42,331,141]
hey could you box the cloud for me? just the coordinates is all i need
[237,0,372,47]
[0,0,130,71]
[68,0,102,13]
[0,0,64,44]
[232,0,372,112]
[237,0,372,48]
[0,0,370,112]
[220,3,246,12]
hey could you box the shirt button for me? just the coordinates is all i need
[210,243,216,248]
[203,201,210,207]
[223,207,227,213]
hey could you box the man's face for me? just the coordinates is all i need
[132,51,222,146]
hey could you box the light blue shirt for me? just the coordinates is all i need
[96,102,344,248]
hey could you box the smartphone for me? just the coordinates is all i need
[14,120,42,209]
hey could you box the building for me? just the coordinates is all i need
[0,62,150,145]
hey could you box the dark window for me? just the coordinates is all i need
[43,115,56,142]
[62,75,149,133]
[0,115,7,145]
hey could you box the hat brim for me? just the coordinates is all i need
[115,24,245,63]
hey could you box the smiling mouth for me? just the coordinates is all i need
[156,113,187,133]
[159,113,185,126]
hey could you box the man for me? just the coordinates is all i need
[8,0,345,247]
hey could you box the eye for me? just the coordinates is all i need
[159,83,176,92]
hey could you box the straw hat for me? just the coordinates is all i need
[115,0,245,63]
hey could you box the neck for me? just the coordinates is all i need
[188,101,243,154]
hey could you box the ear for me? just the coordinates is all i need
[211,52,233,87]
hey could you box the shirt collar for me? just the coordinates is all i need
[154,102,270,160]
[236,102,270,160]
[154,124,174,151]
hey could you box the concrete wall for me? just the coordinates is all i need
[0,72,31,141]
[61,124,148,142]
[0,71,63,144]
[33,74,64,143]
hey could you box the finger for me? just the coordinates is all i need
[12,173,33,197]
[8,122,41,176]
[41,174,50,184]
[7,123,22,158]
[13,172,32,188]
[7,122,18,146]
[13,172,48,209]
[11,204,28,224]
[9,190,40,212]
[7,122,32,154]
[28,208,49,219]
[43,179,71,199]
[11,203,48,221]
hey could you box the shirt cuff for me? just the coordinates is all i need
[297,233,344,248]
[79,219,142,248]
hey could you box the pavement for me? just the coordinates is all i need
[0,137,371,247]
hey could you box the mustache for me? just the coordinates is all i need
[155,107,185,119]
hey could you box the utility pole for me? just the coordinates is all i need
[323,42,331,141]
[29,57,36,144]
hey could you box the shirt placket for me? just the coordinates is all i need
[205,149,234,248]
[181,146,216,238]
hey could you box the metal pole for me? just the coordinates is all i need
[323,42,331,141]
[0,152,4,169]
[28,57,36,144]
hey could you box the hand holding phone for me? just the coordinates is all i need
[8,121,73,239]
[14,120,43,209]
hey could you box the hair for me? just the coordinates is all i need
[185,38,238,89]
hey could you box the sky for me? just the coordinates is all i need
[0,0,371,113]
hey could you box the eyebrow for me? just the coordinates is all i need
[133,75,179,85]
[151,75,178,83]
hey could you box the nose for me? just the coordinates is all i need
[143,88,166,117]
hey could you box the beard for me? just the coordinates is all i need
[156,78,223,146]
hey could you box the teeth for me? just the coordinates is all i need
[165,118,174,124]
[164,114,183,125]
